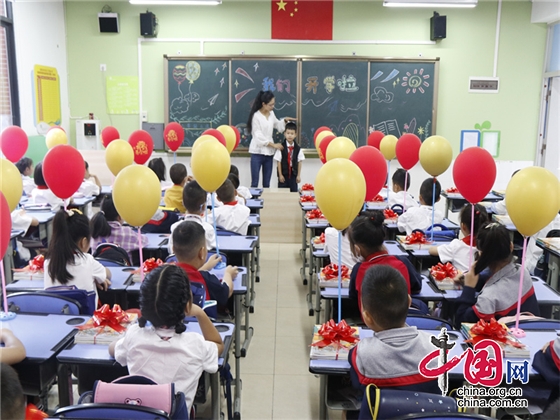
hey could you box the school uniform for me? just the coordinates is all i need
[31,186,65,211]
[532,336,560,385]
[177,262,230,307]
[527,214,560,274]
[77,179,100,197]
[249,110,286,188]
[11,210,35,262]
[273,140,305,192]
[113,323,218,409]
[168,214,217,254]
[91,221,149,262]
[397,205,444,235]
[455,261,539,328]
[208,201,250,235]
[490,199,507,215]
[237,186,252,200]
[436,235,476,273]
[160,180,174,190]
[323,227,359,270]
[164,185,186,213]
[388,190,419,209]
[22,174,35,196]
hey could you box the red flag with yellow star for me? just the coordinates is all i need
[271,0,333,40]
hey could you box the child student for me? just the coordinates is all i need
[148,157,173,189]
[77,161,101,197]
[31,162,66,210]
[228,173,246,205]
[44,209,111,305]
[168,180,216,254]
[164,163,188,213]
[230,164,252,200]
[324,226,359,270]
[397,177,444,235]
[109,265,223,410]
[15,157,34,196]
[388,168,419,209]
[90,195,149,261]
[11,208,39,264]
[274,122,304,192]
[429,204,489,273]
[533,336,560,406]
[208,179,250,235]
[455,223,540,328]
[1,363,26,420]
[173,221,238,308]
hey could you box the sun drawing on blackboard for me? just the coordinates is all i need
[401,69,430,94]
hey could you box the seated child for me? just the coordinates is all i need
[323,227,359,270]
[164,163,188,212]
[349,265,439,396]
[168,180,217,254]
[533,336,560,405]
[11,209,39,264]
[388,168,419,209]
[30,162,66,210]
[0,330,26,365]
[44,209,111,306]
[489,169,520,215]
[397,177,443,235]
[78,161,101,197]
[429,204,488,273]
[1,363,26,420]
[208,179,250,235]
[172,221,238,308]
[109,265,223,410]
[230,164,252,200]
[15,157,34,196]
[148,157,173,190]
[274,122,305,192]
[90,195,149,262]
[455,223,539,328]
[228,173,246,205]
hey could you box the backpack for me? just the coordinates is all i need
[93,243,132,266]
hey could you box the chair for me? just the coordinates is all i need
[503,318,560,330]
[6,292,81,315]
[406,314,454,330]
[96,258,127,267]
[55,403,170,419]
[215,227,241,236]
[44,286,97,315]
[93,243,132,267]
[391,414,495,420]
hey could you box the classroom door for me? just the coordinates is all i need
[543,77,560,178]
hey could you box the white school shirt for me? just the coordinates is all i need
[397,205,444,235]
[436,238,475,273]
[323,227,359,270]
[114,323,218,410]
[237,186,252,200]
[168,214,217,254]
[208,203,251,235]
[527,214,560,274]
[22,175,35,196]
[388,191,419,210]
[490,199,507,216]
[207,193,245,208]
[273,144,305,162]
[31,188,65,211]
[249,111,286,156]
[77,179,100,197]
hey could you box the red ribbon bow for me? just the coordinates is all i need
[311,319,359,349]
[430,262,458,281]
[319,232,325,243]
[372,194,384,202]
[29,255,45,272]
[446,187,459,193]
[405,231,428,244]
[142,257,163,274]
[306,209,324,219]
[321,263,349,280]
[384,209,398,219]
[302,183,314,191]
[79,304,130,333]
[300,195,316,203]
[466,318,524,349]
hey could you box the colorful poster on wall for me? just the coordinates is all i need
[33,65,61,127]
[106,76,139,114]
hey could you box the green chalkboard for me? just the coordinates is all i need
[300,60,369,149]
[165,58,229,147]
[369,61,436,141]
[230,59,298,148]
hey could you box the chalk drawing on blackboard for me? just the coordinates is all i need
[341,99,367,113]
[380,69,399,83]
[328,100,338,115]
[222,62,227,70]
[343,123,360,143]
[201,93,220,110]
[254,63,259,71]
[234,80,239,88]
[302,97,332,108]
[416,120,431,140]
[337,75,359,92]
[371,71,383,81]
[170,92,200,119]
[276,79,291,93]
[235,67,254,83]
[323,76,335,94]
[403,118,417,135]
[392,78,401,88]
[220,78,225,87]
[274,100,296,111]
[263,77,276,92]
[370,87,394,104]
[235,88,255,103]
[185,61,201,84]
[214,68,220,76]
[370,119,401,138]
[172,65,187,99]
[306,76,319,94]
[401,68,430,94]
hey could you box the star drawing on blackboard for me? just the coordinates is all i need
[234,79,239,88]
[254,63,259,71]
[214,68,220,76]
[222,62,227,70]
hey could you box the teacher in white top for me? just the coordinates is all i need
[247,91,295,188]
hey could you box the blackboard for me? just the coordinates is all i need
[369,61,436,141]
[300,60,369,149]
[166,58,230,147]
[230,59,298,148]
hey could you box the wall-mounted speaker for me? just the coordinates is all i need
[430,12,446,41]
[140,12,157,37]
[98,13,119,33]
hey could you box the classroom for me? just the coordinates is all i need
[1,0,560,419]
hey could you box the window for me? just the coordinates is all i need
[0,0,20,129]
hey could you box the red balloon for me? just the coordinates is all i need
[367,131,385,150]
[231,126,241,150]
[350,146,388,201]
[43,145,85,199]
[202,129,227,148]
[318,135,336,164]
[128,130,154,165]
[101,126,120,148]
[396,133,422,170]
[314,126,331,144]
[453,147,497,204]
[0,126,28,162]
[164,122,184,152]
[0,192,11,259]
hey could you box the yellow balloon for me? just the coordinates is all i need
[380,135,398,160]
[419,135,453,177]
[505,167,560,237]
[105,140,134,176]
[192,135,218,152]
[113,165,161,227]
[45,128,68,149]
[326,136,356,161]
[191,138,231,192]
[315,159,366,230]
[0,158,23,211]
[217,125,236,154]
[315,131,334,151]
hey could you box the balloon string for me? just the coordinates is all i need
[403,171,408,212]
[174,152,177,164]
[469,204,475,269]
[338,230,342,324]
[431,178,436,242]
[138,228,145,282]
[1,261,8,313]
[211,193,220,255]
[514,236,529,332]
[386,160,391,203]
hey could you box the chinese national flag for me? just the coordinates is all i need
[271,0,333,40]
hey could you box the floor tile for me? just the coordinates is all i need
[272,374,320,420]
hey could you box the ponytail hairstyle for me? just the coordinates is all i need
[46,209,91,284]
[474,223,513,275]
[459,204,489,239]
[148,158,166,182]
[34,162,47,187]
[348,210,385,258]
[247,90,275,133]
[139,265,192,334]
[90,195,120,239]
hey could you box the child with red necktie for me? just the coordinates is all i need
[274,122,305,192]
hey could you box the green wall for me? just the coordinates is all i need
[65,0,546,160]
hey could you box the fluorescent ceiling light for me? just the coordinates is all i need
[384,0,477,8]
[130,0,222,5]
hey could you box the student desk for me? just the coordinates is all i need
[249,187,263,198]
[365,200,388,211]
[24,210,55,244]
[383,218,460,241]
[245,198,263,214]
[441,191,502,219]
[4,230,24,285]
[405,240,454,271]
[70,196,97,213]
[247,213,261,284]
[57,321,235,419]
[299,202,318,285]
[536,238,560,291]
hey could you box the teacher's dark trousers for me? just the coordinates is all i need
[250,154,274,188]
